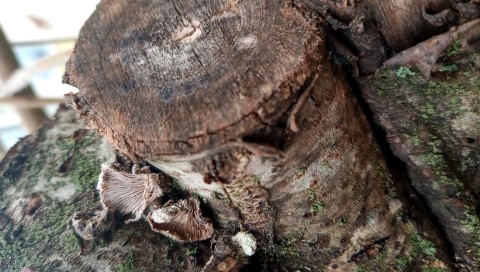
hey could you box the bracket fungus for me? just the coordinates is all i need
[98,163,163,223]
[147,197,214,242]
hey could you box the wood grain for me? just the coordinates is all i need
[364,0,452,52]
[65,0,323,159]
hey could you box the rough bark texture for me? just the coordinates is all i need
[61,0,455,271]
[0,104,452,272]
[300,0,467,75]
[1,0,479,271]
[302,0,453,52]
[359,53,480,270]
[64,0,323,159]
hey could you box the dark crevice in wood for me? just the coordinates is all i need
[171,0,186,26]
[465,137,475,144]
[191,48,206,69]
[348,236,390,263]
[241,117,288,151]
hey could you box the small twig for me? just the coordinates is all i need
[383,18,480,77]
[288,74,319,132]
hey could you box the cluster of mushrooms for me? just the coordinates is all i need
[71,161,258,265]
[72,162,214,243]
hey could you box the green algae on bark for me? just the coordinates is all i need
[359,62,480,271]
[0,107,115,271]
[0,108,210,272]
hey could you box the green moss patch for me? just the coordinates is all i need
[0,112,109,271]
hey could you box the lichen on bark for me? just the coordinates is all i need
[0,108,210,272]
[360,54,480,270]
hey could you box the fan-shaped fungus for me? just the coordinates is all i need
[147,197,214,242]
[98,163,163,223]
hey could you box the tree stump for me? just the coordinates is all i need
[59,0,459,271]
[64,0,322,159]
[4,0,479,271]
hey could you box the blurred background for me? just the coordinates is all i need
[0,0,100,160]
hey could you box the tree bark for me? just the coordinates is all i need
[1,0,479,271]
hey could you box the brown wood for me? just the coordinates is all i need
[65,0,323,159]
[364,0,452,52]
[299,0,455,75]
[61,1,460,271]
[0,27,46,133]
[0,0,471,271]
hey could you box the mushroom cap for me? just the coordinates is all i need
[64,0,323,159]
[98,163,163,223]
[147,197,214,242]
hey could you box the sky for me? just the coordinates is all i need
[0,0,99,43]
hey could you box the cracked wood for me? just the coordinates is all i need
[64,0,323,160]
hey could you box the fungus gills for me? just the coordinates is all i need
[147,197,214,242]
[98,163,163,223]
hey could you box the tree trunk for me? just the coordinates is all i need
[1,0,479,271]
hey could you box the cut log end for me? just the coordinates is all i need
[64,0,325,159]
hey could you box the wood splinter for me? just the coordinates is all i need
[287,74,320,132]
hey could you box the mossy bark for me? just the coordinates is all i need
[0,107,210,272]
[359,60,480,270]
[0,98,454,272]
[1,1,479,271]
